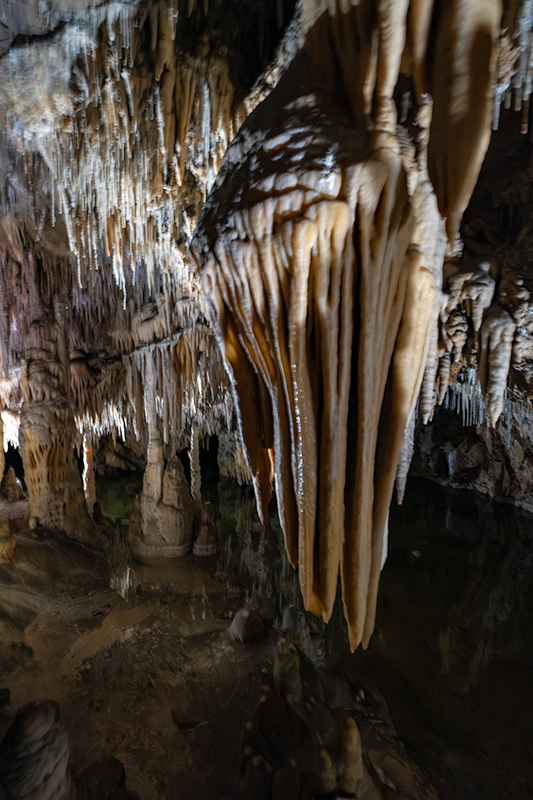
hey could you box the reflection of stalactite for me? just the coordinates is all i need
[0,701,75,800]
[439,515,533,692]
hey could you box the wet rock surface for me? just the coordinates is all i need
[76,757,140,800]
[0,701,74,800]
[227,607,268,644]
[0,477,530,799]
[412,403,533,513]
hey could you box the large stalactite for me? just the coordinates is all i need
[191,0,504,649]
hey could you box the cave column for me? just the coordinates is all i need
[129,356,194,559]
[141,356,165,518]
[18,292,93,540]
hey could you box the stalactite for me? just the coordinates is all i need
[479,306,517,425]
[395,406,416,505]
[1,0,533,649]
[192,0,507,650]
[427,0,502,241]
[18,275,93,540]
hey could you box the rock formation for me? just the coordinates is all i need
[241,638,440,798]
[191,0,515,648]
[18,289,93,540]
[0,701,75,800]
[0,0,532,651]
[193,501,218,556]
[129,450,195,559]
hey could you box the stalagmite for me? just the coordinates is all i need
[129,359,195,559]
[479,306,516,425]
[193,501,217,555]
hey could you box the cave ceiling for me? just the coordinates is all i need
[1,0,533,648]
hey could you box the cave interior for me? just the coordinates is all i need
[0,1,532,798]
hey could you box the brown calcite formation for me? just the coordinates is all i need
[129,369,195,563]
[18,297,93,541]
[192,0,503,649]
[0,467,30,561]
[128,357,195,558]
[193,501,218,556]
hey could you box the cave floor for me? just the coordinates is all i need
[0,528,272,799]
[0,477,531,799]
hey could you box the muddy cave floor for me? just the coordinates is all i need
[0,476,532,800]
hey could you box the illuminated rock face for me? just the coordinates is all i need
[18,288,93,541]
[192,0,502,649]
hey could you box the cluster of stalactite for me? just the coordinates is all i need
[192,0,533,649]
[1,0,533,650]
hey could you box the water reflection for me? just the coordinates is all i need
[213,475,533,800]
[96,470,533,799]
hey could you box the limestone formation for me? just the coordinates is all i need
[18,292,93,541]
[243,640,365,797]
[0,524,15,563]
[192,0,501,648]
[129,452,194,560]
[0,701,75,800]
[0,0,532,652]
[0,467,31,560]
